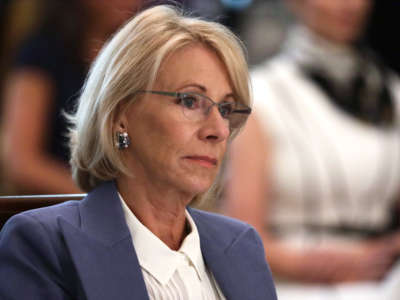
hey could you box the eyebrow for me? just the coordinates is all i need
[179,83,236,102]
[179,83,206,92]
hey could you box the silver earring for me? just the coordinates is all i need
[116,132,130,149]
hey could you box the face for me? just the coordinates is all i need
[117,44,233,198]
[294,0,372,44]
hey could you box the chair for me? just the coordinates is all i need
[0,194,86,229]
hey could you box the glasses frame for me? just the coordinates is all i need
[135,90,251,130]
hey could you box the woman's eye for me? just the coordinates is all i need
[219,103,233,118]
[179,95,199,109]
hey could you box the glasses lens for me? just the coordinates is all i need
[179,93,249,130]
[180,93,204,121]
[218,102,233,118]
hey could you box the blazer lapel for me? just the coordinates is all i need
[59,181,149,300]
[198,237,244,300]
[189,208,276,300]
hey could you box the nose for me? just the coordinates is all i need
[198,106,230,143]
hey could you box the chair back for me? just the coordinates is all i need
[0,194,86,229]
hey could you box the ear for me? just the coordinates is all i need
[113,102,129,133]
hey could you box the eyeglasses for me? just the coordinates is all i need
[136,90,251,131]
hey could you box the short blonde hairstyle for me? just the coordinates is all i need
[69,5,250,192]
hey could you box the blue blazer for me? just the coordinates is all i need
[0,181,277,299]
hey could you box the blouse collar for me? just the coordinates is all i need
[119,193,207,286]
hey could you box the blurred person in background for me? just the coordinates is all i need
[225,0,400,299]
[1,0,143,194]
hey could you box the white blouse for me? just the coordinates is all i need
[119,195,225,300]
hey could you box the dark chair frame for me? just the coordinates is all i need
[0,194,86,229]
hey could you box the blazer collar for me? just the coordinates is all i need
[60,181,149,300]
[78,181,130,246]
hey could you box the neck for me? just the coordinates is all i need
[285,24,359,84]
[116,176,193,250]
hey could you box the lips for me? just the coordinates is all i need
[184,155,218,167]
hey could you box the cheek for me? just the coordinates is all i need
[135,114,193,163]
[307,5,333,28]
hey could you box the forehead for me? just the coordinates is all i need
[300,0,372,14]
[155,44,232,91]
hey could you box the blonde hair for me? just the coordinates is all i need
[69,5,250,193]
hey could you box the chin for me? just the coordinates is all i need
[334,25,364,43]
[182,176,215,196]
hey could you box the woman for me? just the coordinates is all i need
[225,0,400,299]
[0,6,277,300]
[1,0,142,194]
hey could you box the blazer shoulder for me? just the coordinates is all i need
[0,202,81,299]
[2,200,81,235]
